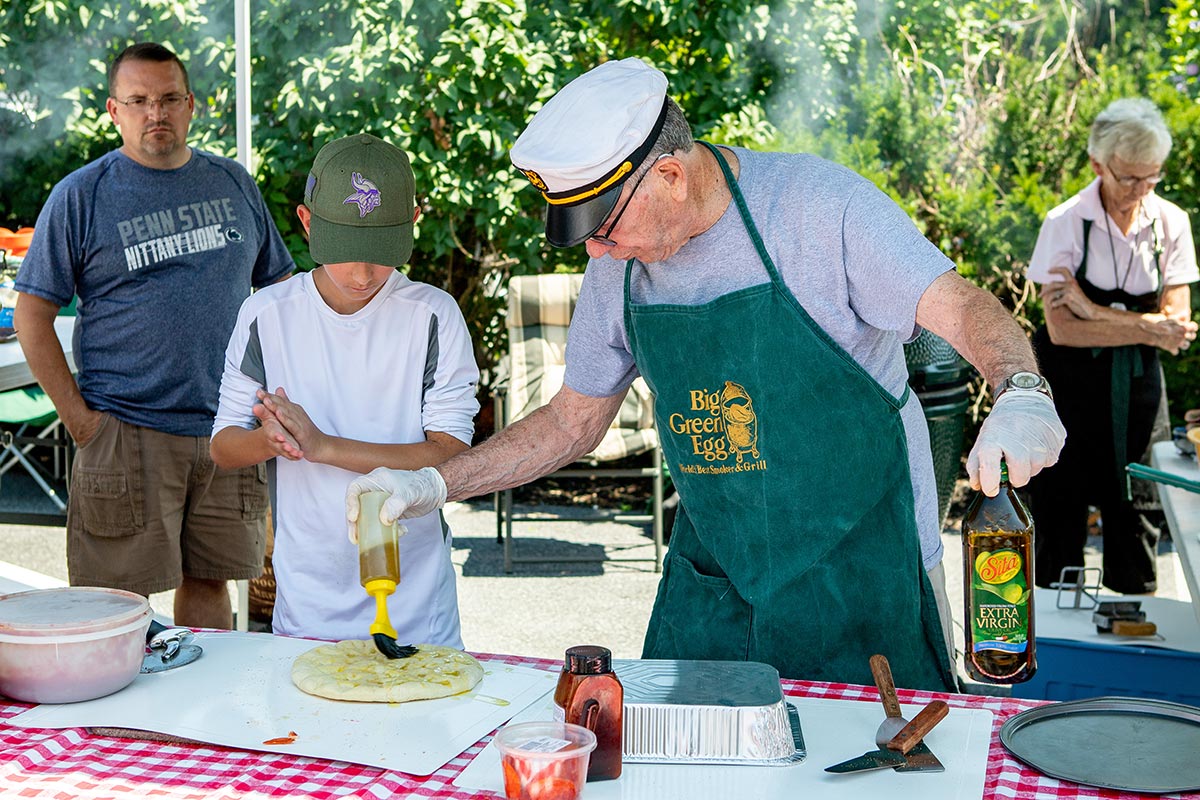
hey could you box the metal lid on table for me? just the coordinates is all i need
[1000,696,1200,793]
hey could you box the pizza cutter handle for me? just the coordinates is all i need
[886,700,949,755]
[870,654,904,719]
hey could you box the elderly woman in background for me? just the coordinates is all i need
[1027,98,1198,594]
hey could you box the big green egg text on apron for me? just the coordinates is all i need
[626,142,955,691]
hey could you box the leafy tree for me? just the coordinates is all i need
[0,0,228,226]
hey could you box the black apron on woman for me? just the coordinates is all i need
[1029,219,1164,594]
[626,143,956,691]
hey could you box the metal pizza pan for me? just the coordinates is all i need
[999,696,1200,794]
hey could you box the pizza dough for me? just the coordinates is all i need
[291,639,484,703]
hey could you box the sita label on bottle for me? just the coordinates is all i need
[970,548,1031,654]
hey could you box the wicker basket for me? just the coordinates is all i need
[247,509,276,624]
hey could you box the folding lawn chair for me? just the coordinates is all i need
[0,385,68,511]
[492,273,664,573]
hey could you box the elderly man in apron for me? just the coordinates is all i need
[345,59,1066,691]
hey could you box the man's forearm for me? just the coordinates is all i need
[915,271,1037,387]
[439,386,625,502]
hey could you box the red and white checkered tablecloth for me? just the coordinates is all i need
[0,652,1195,800]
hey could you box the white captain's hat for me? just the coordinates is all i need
[510,58,669,248]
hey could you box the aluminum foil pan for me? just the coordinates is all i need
[614,659,806,766]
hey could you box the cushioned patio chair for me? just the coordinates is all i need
[493,273,663,573]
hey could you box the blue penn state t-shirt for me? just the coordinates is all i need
[16,149,294,436]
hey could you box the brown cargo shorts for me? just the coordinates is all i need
[67,413,268,596]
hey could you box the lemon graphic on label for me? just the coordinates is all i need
[1001,584,1024,603]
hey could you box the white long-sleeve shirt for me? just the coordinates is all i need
[213,271,479,643]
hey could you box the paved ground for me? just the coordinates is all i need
[0,492,1190,690]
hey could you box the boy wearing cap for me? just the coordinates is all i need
[211,134,479,644]
[345,59,1066,690]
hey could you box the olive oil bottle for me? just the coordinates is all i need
[962,461,1036,684]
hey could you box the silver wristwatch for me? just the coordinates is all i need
[993,371,1053,401]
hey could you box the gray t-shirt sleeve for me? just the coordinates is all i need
[223,162,295,288]
[15,174,88,307]
[564,260,640,398]
[840,181,954,340]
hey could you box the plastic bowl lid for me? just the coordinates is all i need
[0,587,150,637]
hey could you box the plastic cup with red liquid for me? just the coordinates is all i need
[493,721,597,800]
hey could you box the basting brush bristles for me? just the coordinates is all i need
[373,631,418,659]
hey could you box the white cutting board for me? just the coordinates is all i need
[8,630,557,775]
[455,692,993,800]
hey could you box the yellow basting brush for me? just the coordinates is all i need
[364,578,417,659]
[357,491,417,659]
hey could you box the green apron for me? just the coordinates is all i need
[628,142,956,691]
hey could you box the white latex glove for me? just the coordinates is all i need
[345,466,447,543]
[966,390,1067,497]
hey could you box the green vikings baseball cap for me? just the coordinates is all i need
[303,133,416,268]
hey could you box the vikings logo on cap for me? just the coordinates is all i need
[344,172,382,218]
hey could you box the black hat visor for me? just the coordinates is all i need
[544,182,623,249]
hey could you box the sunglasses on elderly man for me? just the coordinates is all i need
[589,152,673,247]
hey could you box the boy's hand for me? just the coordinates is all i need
[257,387,330,463]
[253,401,303,460]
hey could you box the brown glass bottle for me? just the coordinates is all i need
[962,461,1037,684]
[554,645,622,781]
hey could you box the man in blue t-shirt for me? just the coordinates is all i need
[13,42,294,628]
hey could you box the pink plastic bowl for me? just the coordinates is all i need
[0,587,152,704]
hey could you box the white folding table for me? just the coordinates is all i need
[1149,440,1200,626]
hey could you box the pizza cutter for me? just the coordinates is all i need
[824,700,949,774]
[870,654,908,745]
[869,653,944,772]
[141,619,203,673]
